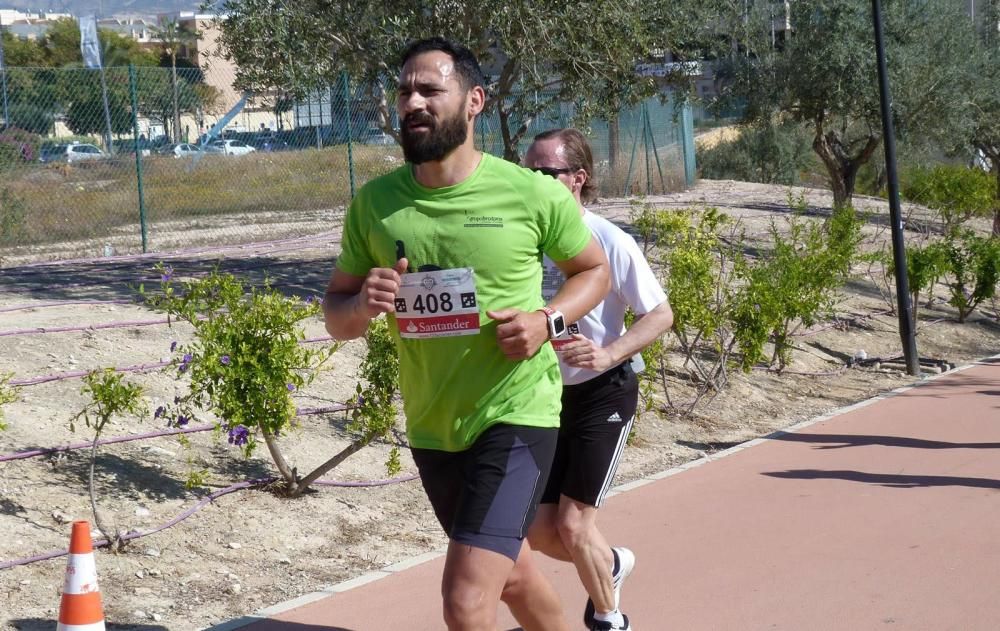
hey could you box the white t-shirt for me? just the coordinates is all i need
[543,209,668,385]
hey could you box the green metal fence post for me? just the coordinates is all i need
[642,102,652,195]
[623,112,640,197]
[680,99,696,187]
[644,104,666,192]
[342,71,356,198]
[128,64,149,253]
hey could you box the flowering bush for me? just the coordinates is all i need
[142,266,356,496]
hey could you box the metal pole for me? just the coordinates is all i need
[0,26,9,128]
[342,72,355,198]
[871,0,920,375]
[99,65,115,154]
[129,64,148,253]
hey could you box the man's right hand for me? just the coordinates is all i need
[357,258,409,319]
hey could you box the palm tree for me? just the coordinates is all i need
[152,19,198,142]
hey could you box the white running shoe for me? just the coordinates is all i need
[584,547,636,629]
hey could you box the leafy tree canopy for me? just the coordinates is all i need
[714,0,980,207]
[215,0,719,160]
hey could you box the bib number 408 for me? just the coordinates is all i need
[412,292,453,314]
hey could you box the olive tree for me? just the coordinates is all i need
[715,0,980,208]
[968,1,1000,234]
[213,0,714,162]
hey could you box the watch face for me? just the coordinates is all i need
[552,314,566,337]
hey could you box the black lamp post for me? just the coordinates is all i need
[871,0,920,376]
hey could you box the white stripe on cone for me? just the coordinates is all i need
[62,553,100,594]
[57,620,106,631]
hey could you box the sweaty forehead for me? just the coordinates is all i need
[399,51,460,88]
[527,138,568,165]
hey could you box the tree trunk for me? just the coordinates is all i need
[498,104,518,163]
[261,429,297,493]
[89,435,120,551]
[290,439,368,498]
[811,119,881,209]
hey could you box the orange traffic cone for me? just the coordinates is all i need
[57,521,106,631]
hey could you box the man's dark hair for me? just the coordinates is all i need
[399,37,485,90]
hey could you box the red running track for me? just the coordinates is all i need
[214,358,1000,631]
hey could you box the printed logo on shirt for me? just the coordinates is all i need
[463,210,504,228]
[606,411,623,423]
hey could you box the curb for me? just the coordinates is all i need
[204,354,999,630]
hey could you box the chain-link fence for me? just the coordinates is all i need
[0,63,694,265]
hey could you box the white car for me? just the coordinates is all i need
[205,139,256,156]
[162,143,202,158]
[39,142,107,164]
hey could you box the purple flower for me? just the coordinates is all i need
[154,405,165,419]
[304,295,314,304]
[355,394,366,407]
[160,266,174,283]
[227,425,250,446]
[175,415,189,428]
[286,383,296,392]
[170,341,177,352]
[182,353,192,364]
[220,355,231,366]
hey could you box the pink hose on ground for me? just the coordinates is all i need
[0,471,417,571]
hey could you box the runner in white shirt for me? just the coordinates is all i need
[524,129,674,631]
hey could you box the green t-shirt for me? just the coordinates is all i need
[337,153,592,451]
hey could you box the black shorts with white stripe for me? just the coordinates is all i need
[541,362,638,507]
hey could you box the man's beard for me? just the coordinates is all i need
[400,109,468,164]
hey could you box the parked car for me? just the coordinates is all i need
[248,135,291,152]
[159,143,203,158]
[39,142,107,164]
[360,129,396,146]
[204,139,256,156]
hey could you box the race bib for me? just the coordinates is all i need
[394,267,480,339]
[550,322,580,351]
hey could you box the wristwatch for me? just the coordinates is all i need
[538,306,567,340]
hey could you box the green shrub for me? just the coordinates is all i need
[70,368,147,548]
[901,165,997,232]
[732,203,863,370]
[658,207,744,400]
[0,374,17,431]
[350,316,402,475]
[0,187,27,243]
[905,242,949,325]
[0,127,41,165]
[940,231,1000,323]
[697,120,815,185]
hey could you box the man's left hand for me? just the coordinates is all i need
[487,308,549,361]
[560,334,615,372]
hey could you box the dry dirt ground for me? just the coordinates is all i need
[1,179,999,630]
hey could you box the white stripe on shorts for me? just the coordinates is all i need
[596,415,634,507]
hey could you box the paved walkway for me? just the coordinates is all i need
[214,358,1000,631]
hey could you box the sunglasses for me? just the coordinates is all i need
[530,166,574,178]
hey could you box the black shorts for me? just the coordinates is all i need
[541,362,638,507]
[412,423,558,561]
